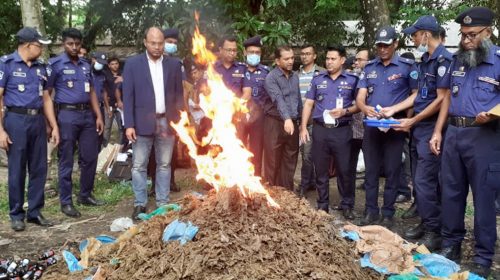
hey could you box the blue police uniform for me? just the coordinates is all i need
[214,60,246,97]
[0,52,48,221]
[47,52,99,206]
[306,70,358,211]
[92,68,107,150]
[411,45,452,235]
[241,64,270,176]
[441,44,500,267]
[358,55,418,218]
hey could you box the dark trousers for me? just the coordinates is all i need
[441,123,500,267]
[349,138,363,184]
[238,114,264,177]
[363,126,406,217]
[263,115,299,190]
[398,136,413,198]
[312,124,354,211]
[98,104,105,152]
[5,113,47,220]
[57,110,98,205]
[412,122,441,232]
[300,124,315,190]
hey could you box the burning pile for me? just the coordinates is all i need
[42,188,377,279]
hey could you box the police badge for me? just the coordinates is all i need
[18,84,25,92]
[452,85,459,96]
[67,80,74,88]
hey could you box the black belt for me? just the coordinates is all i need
[448,116,479,127]
[156,112,166,118]
[58,103,90,111]
[6,107,42,116]
[314,119,351,128]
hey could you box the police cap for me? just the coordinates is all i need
[91,51,107,64]
[402,15,440,35]
[455,7,495,27]
[243,36,263,48]
[375,26,397,45]
[163,28,179,40]
[16,27,51,44]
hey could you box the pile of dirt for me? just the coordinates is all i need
[44,187,378,280]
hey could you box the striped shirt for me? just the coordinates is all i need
[298,64,324,101]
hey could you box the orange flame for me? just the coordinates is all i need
[171,12,279,208]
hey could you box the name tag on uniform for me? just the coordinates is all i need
[232,73,244,78]
[339,85,353,90]
[388,74,402,81]
[452,71,465,77]
[317,84,327,89]
[367,71,377,79]
[63,69,76,75]
[478,76,499,86]
[424,73,436,78]
[85,82,90,93]
[13,72,26,78]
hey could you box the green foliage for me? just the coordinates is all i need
[0,0,21,55]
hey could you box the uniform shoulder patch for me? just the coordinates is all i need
[496,48,500,57]
[410,70,419,79]
[437,65,447,77]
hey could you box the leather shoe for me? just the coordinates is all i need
[358,212,380,226]
[379,216,394,228]
[342,209,355,220]
[61,204,81,218]
[11,220,25,231]
[469,263,491,278]
[132,206,146,221]
[395,194,411,203]
[27,214,53,227]
[402,202,418,219]
[404,222,424,239]
[420,231,441,251]
[439,244,461,263]
[77,196,105,206]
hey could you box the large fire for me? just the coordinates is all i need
[170,12,279,208]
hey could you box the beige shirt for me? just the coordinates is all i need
[146,52,165,113]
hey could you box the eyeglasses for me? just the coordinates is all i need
[354,58,367,62]
[29,43,42,49]
[459,27,487,41]
[300,52,313,56]
[223,48,238,54]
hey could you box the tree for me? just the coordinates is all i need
[20,0,48,59]
[359,0,390,49]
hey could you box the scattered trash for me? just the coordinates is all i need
[0,239,13,247]
[162,219,199,245]
[190,191,206,200]
[340,229,360,241]
[0,249,59,279]
[79,235,116,252]
[62,250,83,272]
[138,203,181,221]
[110,217,134,232]
[413,253,460,277]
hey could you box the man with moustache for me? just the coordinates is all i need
[123,27,183,221]
[263,46,301,190]
[429,7,499,278]
[300,45,359,218]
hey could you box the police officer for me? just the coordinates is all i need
[380,15,452,250]
[300,45,359,219]
[215,35,246,97]
[90,51,109,151]
[0,27,59,231]
[429,7,499,278]
[240,36,269,177]
[356,26,418,228]
[47,28,105,218]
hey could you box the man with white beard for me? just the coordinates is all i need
[429,7,500,278]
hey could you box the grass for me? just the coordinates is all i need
[0,174,134,221]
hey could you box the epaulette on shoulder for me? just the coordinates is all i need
[345,71,360,80]
[48,55,61,65]
[495,48,500,57]
[398,56,415,65]
[365,59,377,65]
[0,54,13,63]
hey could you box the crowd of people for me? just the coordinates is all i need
[0,5,498,278]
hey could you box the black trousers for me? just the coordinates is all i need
[263,115,299,190]
[238,114,264,177]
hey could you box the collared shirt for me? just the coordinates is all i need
[243,64,270,108]
[0,51,47,109]
[299,64,324,99]
[105,70,121,106]
[147,52,165,114]
[448,45,500,117]
[47,52,93,104]
[264,67,302,120]
[92,69,106,103]
[358,55,418,107]
[214,60,246,97]
[414,44,453,114]
[306,70,358,122]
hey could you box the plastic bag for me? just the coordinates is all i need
[413,253,460,277]
[162,219,199,245]
[62,250,83,272]
[110,217,134,232]
[138,204,181,221]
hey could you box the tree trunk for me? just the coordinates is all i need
[359,0,390,50]
[20,0,48,60]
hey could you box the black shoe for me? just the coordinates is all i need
[359,212,380,226]
[402,202,418,219]
[439,244,461,263]
[77,196,105,206]
[404,222,424,239]
[342,209,355,220]
[469,263,491,278]
[379,216,394,229]
[61,204,81,218]
[395,194,411,203]
[27,214,53,227]
[132,206,146,221]
[11,220,25,231]
[420,231,442,251]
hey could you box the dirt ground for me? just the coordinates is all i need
[0,160,498,279]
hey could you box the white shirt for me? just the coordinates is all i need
[147,52,166,114]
